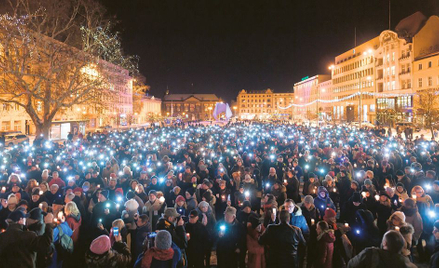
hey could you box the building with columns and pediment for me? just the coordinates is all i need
[162,93,221,121]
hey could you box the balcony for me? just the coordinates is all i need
[399,71,410,76]
[399,53,411,60]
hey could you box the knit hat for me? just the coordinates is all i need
[26,207,43,221]
[304,195,314,204]
[434,220,439,230]
[403,198,416,208]
[148,190,157,196]
[175,195,186,203]
[198,201,209,209]
[7,209,26,222]
[185,187,195,196]
[73,187,83,194]
[53,198,64,205]
[364,179,372,185]
[90,235,111,255]
[328,171,335,178]
[248,214,260,229]
[352,192,361,203]
[241,200,252,209]
[392,211,406,222]
[126,191,136,200]
[115,188,123,196]
[325,175,333,182]
[100,190,109,199]
[202,191,213,202]
[323,208,337,221]
[396,170,404,176]
[379,190,390,199]
[396,182,405,189]
[189,210,199,218]
[155,230,172,250]
[125,199,139,211]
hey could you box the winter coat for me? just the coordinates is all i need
[285,175,300,203]
[156,218,187,250]
[430,243,439,268]
[142,199,166,231]
[400,206,423,241]
[347,247,416,268]
[301,203,318,228]
[258,222,306,268]
[375,201,393,236]
[0,222,53,268]
[246,225,266,268]
[185,221,209,262]
[289,205,310,236]
[85,241,131,268]
[66,213,82,245]
[314,187,336,218]
[316,230,336,268]
[133,224,150,260]
[271,184,287,206]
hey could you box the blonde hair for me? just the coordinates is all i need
[40,182,49,192]
[112,219,125,229]
[65,202,80,217]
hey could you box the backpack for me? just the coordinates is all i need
[55,225,74,259]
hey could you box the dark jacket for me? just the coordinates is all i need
[0,222,53,268]
[184,221,209,257]
[316,230,336,268]
[314,187,336,218]
[134,242,181,268]
[347,247,416,268]
[290,205,310,236]
[156,218,187,250]
[259,222,306,268]
[84,241,131,268]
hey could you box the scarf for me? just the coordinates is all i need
[141,247,174,268]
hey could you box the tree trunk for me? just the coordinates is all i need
[35,121,51,138]
[431,127,435,139]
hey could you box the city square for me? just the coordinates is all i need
[0,0,439,268]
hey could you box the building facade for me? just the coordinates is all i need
[293,75,331,122]
[136,96,162,124]
[236,89,294,120]
[162,94,221,121]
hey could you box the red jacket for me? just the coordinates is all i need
[66,214,82,245]
[316,230,335,268]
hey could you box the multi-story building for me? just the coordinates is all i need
[293,75,331,121]
[236,89,294,120]
[136,96,162,124]
[162,94,221,121]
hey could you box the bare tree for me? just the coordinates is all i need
[0,0,138,136]
[415,88,439,137]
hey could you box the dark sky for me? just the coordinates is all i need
[102,0,439,102]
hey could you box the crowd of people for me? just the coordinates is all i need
[0,121,439,268]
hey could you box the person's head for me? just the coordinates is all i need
[390,211,406,227]
[224,206,236,223]
[381,230,405,254]
[412,185,424,198]
[40,182,49,192]
[98,190,108,202]
[199,201,209,213]
[64,192,75,204]
[50,184,59,194]
[109,178,117,188]
[154,230,172,250]
[136,214,149,227]
[90,235,111,255]
[7,209,27,225]
[52,171,59,179]
[279,210,290,224]
[316,220,329,235]
[303,195,314,210]
[433,220,439,242]
[31,188,41,202]
[112,218,125,230]
[269,167,276,175]
[65,201,80,217]
[164,208,180,223]
[284,199,295,214]
[189,210,199,224]
[148,190,157,202]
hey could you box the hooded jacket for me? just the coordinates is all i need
[314,186,336,218]
[400,205,423,241]
[316,230,336,268]
[290,205,310,236]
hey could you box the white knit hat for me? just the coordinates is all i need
[124,199,139,211]
[8,194,18,205]
[392,211,406,222]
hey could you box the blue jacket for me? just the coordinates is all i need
[290,205,309,236]
[314,186,336,218]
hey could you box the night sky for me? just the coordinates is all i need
[102,0,439,102]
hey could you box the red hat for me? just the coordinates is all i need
[73,187,83,194]
[328,171,335,178]
[110,173,117,178]
[115,188,123,196]
[175,195,185,203]
[90,235,111,255]
[323,208,337,221]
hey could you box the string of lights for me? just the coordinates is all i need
[278,91,417,109]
